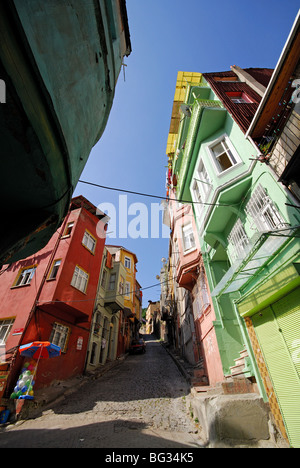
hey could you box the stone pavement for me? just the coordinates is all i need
[0,336,205,448]
[0,335,289,448]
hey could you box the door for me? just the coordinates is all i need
[252,288,300,448]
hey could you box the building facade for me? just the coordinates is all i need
[0,196,107,395]
[163,18,300,445]
[0,0,131,266]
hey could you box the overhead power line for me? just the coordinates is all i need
[78,179,240,207]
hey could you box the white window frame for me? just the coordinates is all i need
[124,256,131,270]
[82,230,96,254]
[49,322,70,353]
[245,184,288,232]
[71,266,89,293]
[0,318,14,345]
[191,159,212,219]
[206,134,242,176]
[227,219,250,262]
[182,223,196,253]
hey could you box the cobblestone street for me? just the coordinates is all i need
[0,336,205,448]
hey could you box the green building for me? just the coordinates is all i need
[167,52,300,446]
[0,0,131,265]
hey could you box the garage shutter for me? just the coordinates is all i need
[252,288,300,448]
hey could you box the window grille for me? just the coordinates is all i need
[228,219,250,262]
[246,184,287,232]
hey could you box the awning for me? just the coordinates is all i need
[211,225,300,297]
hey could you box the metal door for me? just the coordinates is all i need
[252,288,300,448]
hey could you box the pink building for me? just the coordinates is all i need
[168,189,224,387]
[0,196,107,396]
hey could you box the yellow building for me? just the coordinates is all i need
[106,245,139,343]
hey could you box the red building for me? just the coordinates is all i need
[0,196,107,394]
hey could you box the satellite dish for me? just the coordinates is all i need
[180,104,192,117]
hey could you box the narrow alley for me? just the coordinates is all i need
[0,336,204,449]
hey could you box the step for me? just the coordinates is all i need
[221,378,255,395]
[193,385,212,393]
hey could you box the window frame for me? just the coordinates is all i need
[82,230,97,254]
[48,259,62,281]
[182,223,196,253]
[12,265,37,288]
[125,282,131,298]
[0,318,15,345]
[245,184,288,232]
[206,134,242,176]
[62,221,74,238]
[70,265,89,294]
[49,322,70,353]
[227,219,250,262]
[124,256,131,270]
[108,272,116,291]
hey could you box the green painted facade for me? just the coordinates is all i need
[170,75,300,389]
[0,0,131,265]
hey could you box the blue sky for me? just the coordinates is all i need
[73,0,300,307]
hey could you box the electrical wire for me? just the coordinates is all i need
[78,179,240,207]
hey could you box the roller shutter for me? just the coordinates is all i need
[252,288,300,448]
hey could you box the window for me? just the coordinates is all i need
[227,219,250,262]
[108,273,116,291]
[192,160,211,219]
[101,269,107,289]
[245,184,288,232]
[82,230,96,254]
[124,257,131,269]
[119,276,125,295]
[49,322,70,353]
[71,266,89,293]
[14,266,36,287]
[90,342,97,365]
[48,260,61,280]
[182,224,196,252]
[125,282,131,297]
[226,92,253,104]
[63,222,74,237]
[93,312,101,336]
[208,136,241,174]
[173,238,179,266]
[0,318,14,345]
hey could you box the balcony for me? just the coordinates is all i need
[176,99,226,200]
[210,225,300,300]
[104,262,126,313]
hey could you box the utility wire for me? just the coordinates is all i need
[78,179,240,207]
[36,272,177,306]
